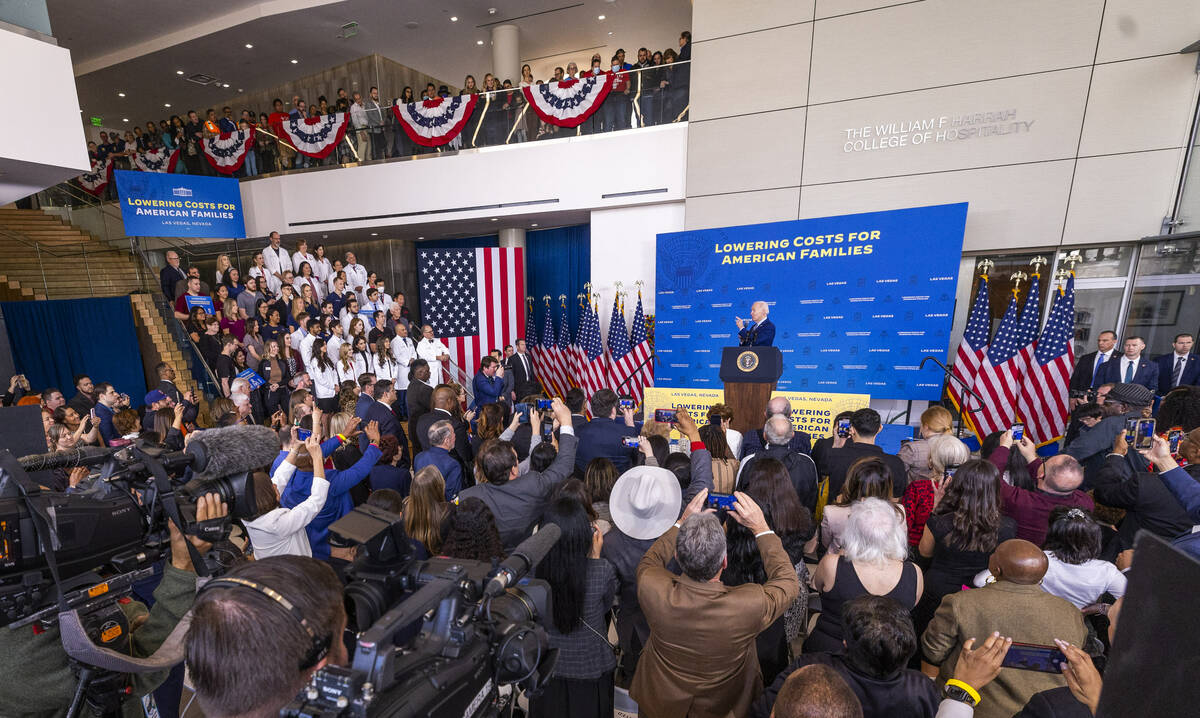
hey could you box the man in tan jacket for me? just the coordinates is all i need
[631,489,800,717]
[921,539,1088,718]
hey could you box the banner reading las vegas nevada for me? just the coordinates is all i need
[655,203,967,401]
[644,387,870,440]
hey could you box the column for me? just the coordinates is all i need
[498,227,527,294]
[490,24,520,84]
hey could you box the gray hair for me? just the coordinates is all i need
[676,513,726,581]
[1043,454,1085,492]
[230,392,249,407]
[428,419,454,448]
[766,395,791,418]
[229,377,250,395]
[841,497,908,565]
[764,414,794,446]
[926,434,969,474]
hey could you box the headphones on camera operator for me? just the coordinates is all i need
[0,423,277,718]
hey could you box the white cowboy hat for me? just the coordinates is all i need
[609,466,682,540]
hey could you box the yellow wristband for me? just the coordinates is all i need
[336,433,347,443]
[946,679,981,705]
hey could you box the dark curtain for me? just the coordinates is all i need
[527,224,590,336]
[1,297,147,406]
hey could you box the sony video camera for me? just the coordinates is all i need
[284,505,562,718]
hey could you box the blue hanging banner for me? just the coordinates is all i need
[655,203,968,400]
[114,170,246,238]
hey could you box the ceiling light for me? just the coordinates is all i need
[490,217,498,221]
[598,14,606,20]
[222,83,230,88]
[450,15,458,22]
[244,43,253,49]
[117,92,125,97]
[290,59,298,64]
[370,232,378,236]
[164,103,171,108]
[122,118,129,122]
[237,88,243,93]
[488,7,496,14]
[476,40,484,45]
[175,70,184,75]
[418,236,425,240]
[608,31,613,35]
[531,223,538,227]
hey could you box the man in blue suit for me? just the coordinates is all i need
[1155,333,1199,394]
[414,419,464,500]
[736,301,775,347]
[471,355,504,410]
[574,388,640,473]
[354,373,376,419]
[364,380,402,441]
[1095,336,1159,392]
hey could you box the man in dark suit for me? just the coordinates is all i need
[741,415,819,514]
[364,380,403,442]
[1093,438,1196,555]
[1155,332,1199,394]
[817,408,908,499]
[736,301,775,347]
[1069,330,1117,397]
[354,373,376,420]
[405,360,433,452]
[1094,336,1158,391]
[574,388,639,474]
[415,385,473,470]
[159,250,186,301]
[413,419,465,500]
[739,396,812,458]
[565,387,588,431]
[507,339,538,399]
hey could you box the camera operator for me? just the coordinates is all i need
[184,555,346,718]
[0,494,228,717]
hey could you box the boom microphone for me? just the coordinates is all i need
[185,423,282,480]
[18,446,115,473]
[484,524,561,598]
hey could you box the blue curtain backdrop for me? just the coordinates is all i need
[527,225,590,337]
[1,297,147,406]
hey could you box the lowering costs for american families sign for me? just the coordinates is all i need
[655,203,967,400]
[114,170,246,238]
[643,387,870,440]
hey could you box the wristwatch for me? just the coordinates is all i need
[943,680,980,707]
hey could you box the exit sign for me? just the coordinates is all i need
[90,116,103,126]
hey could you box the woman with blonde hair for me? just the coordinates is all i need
[898,405,954,484]
[336,343,359,384]
[707,402,742,458]
[404,465,451,555]
[214,253,231,285]
[220,298,245,341]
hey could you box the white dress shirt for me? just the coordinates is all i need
[1119,355,1140,382]
[289,327,306,357]
[374,355,399,383]
[417,337,450,385]
[242,461,329,558]
[1170,353,1190,387]
[326,334,346,362]
[1093,350,1113,375]
[299,332,318,370]
[310,363,339,398]
[336,360,359,384]
[391,336,417,389]
[262,245,293,294]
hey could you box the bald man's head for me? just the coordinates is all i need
[989,539,1049,585]
[771,663,863,718]
[432,386,458,411]
[766,396,791,418]
[1040,454,1085,494]
[764,414,795,446]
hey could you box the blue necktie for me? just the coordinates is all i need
[1092,353,1107,385]
[1124,360,1134,383]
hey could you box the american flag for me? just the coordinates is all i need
[627,290,653,404]
[417,248,524,388]
[556,299,574,390]
[949,275,990,431]
[524,297,546,392]
[971,274,1042,438]
[1016,275,1075,443]
[607,293,634,397]
[539,298,567,397]
[578,298,607,400]
[568,295,588,389]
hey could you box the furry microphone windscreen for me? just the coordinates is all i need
[186,423,282,480]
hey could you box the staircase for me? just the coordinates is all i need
[0,208,205,400]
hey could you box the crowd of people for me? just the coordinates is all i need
[85,32,692,183]
[11,268,1200,718]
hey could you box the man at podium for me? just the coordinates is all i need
[736,301,775,347]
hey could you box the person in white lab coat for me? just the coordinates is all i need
[416,324,450,385]
[344,251,369,302]
[262,231,293,295]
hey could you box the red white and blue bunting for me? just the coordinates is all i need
[202,127,256,175]
[522,74,614,128]
[278,112,350,159]
[133,145,181,173]
[392,95,478,148]
[76,159,113,196]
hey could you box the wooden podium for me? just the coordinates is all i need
[719,346,783,434]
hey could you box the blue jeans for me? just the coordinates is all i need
[243,150,258,176]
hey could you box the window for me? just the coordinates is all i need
[1124,238,1200,356]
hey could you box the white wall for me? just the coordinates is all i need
[589,202,685,333]
[685,0,1200,251]
[238,123,687,237]
[0,27,89,203]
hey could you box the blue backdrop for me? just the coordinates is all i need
[655,203,967,400]
[114,170,246,238]
[1,296,147,405]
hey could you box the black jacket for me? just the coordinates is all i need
[742,444,819,514]
[416,408,473,469]
[405,379,434,450]
[739,427,812,459]
[506,353,538,399]
[1093,454,1197,550]
[753,653,939,718]
[818,441,908,499]
[160,265,186,301]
